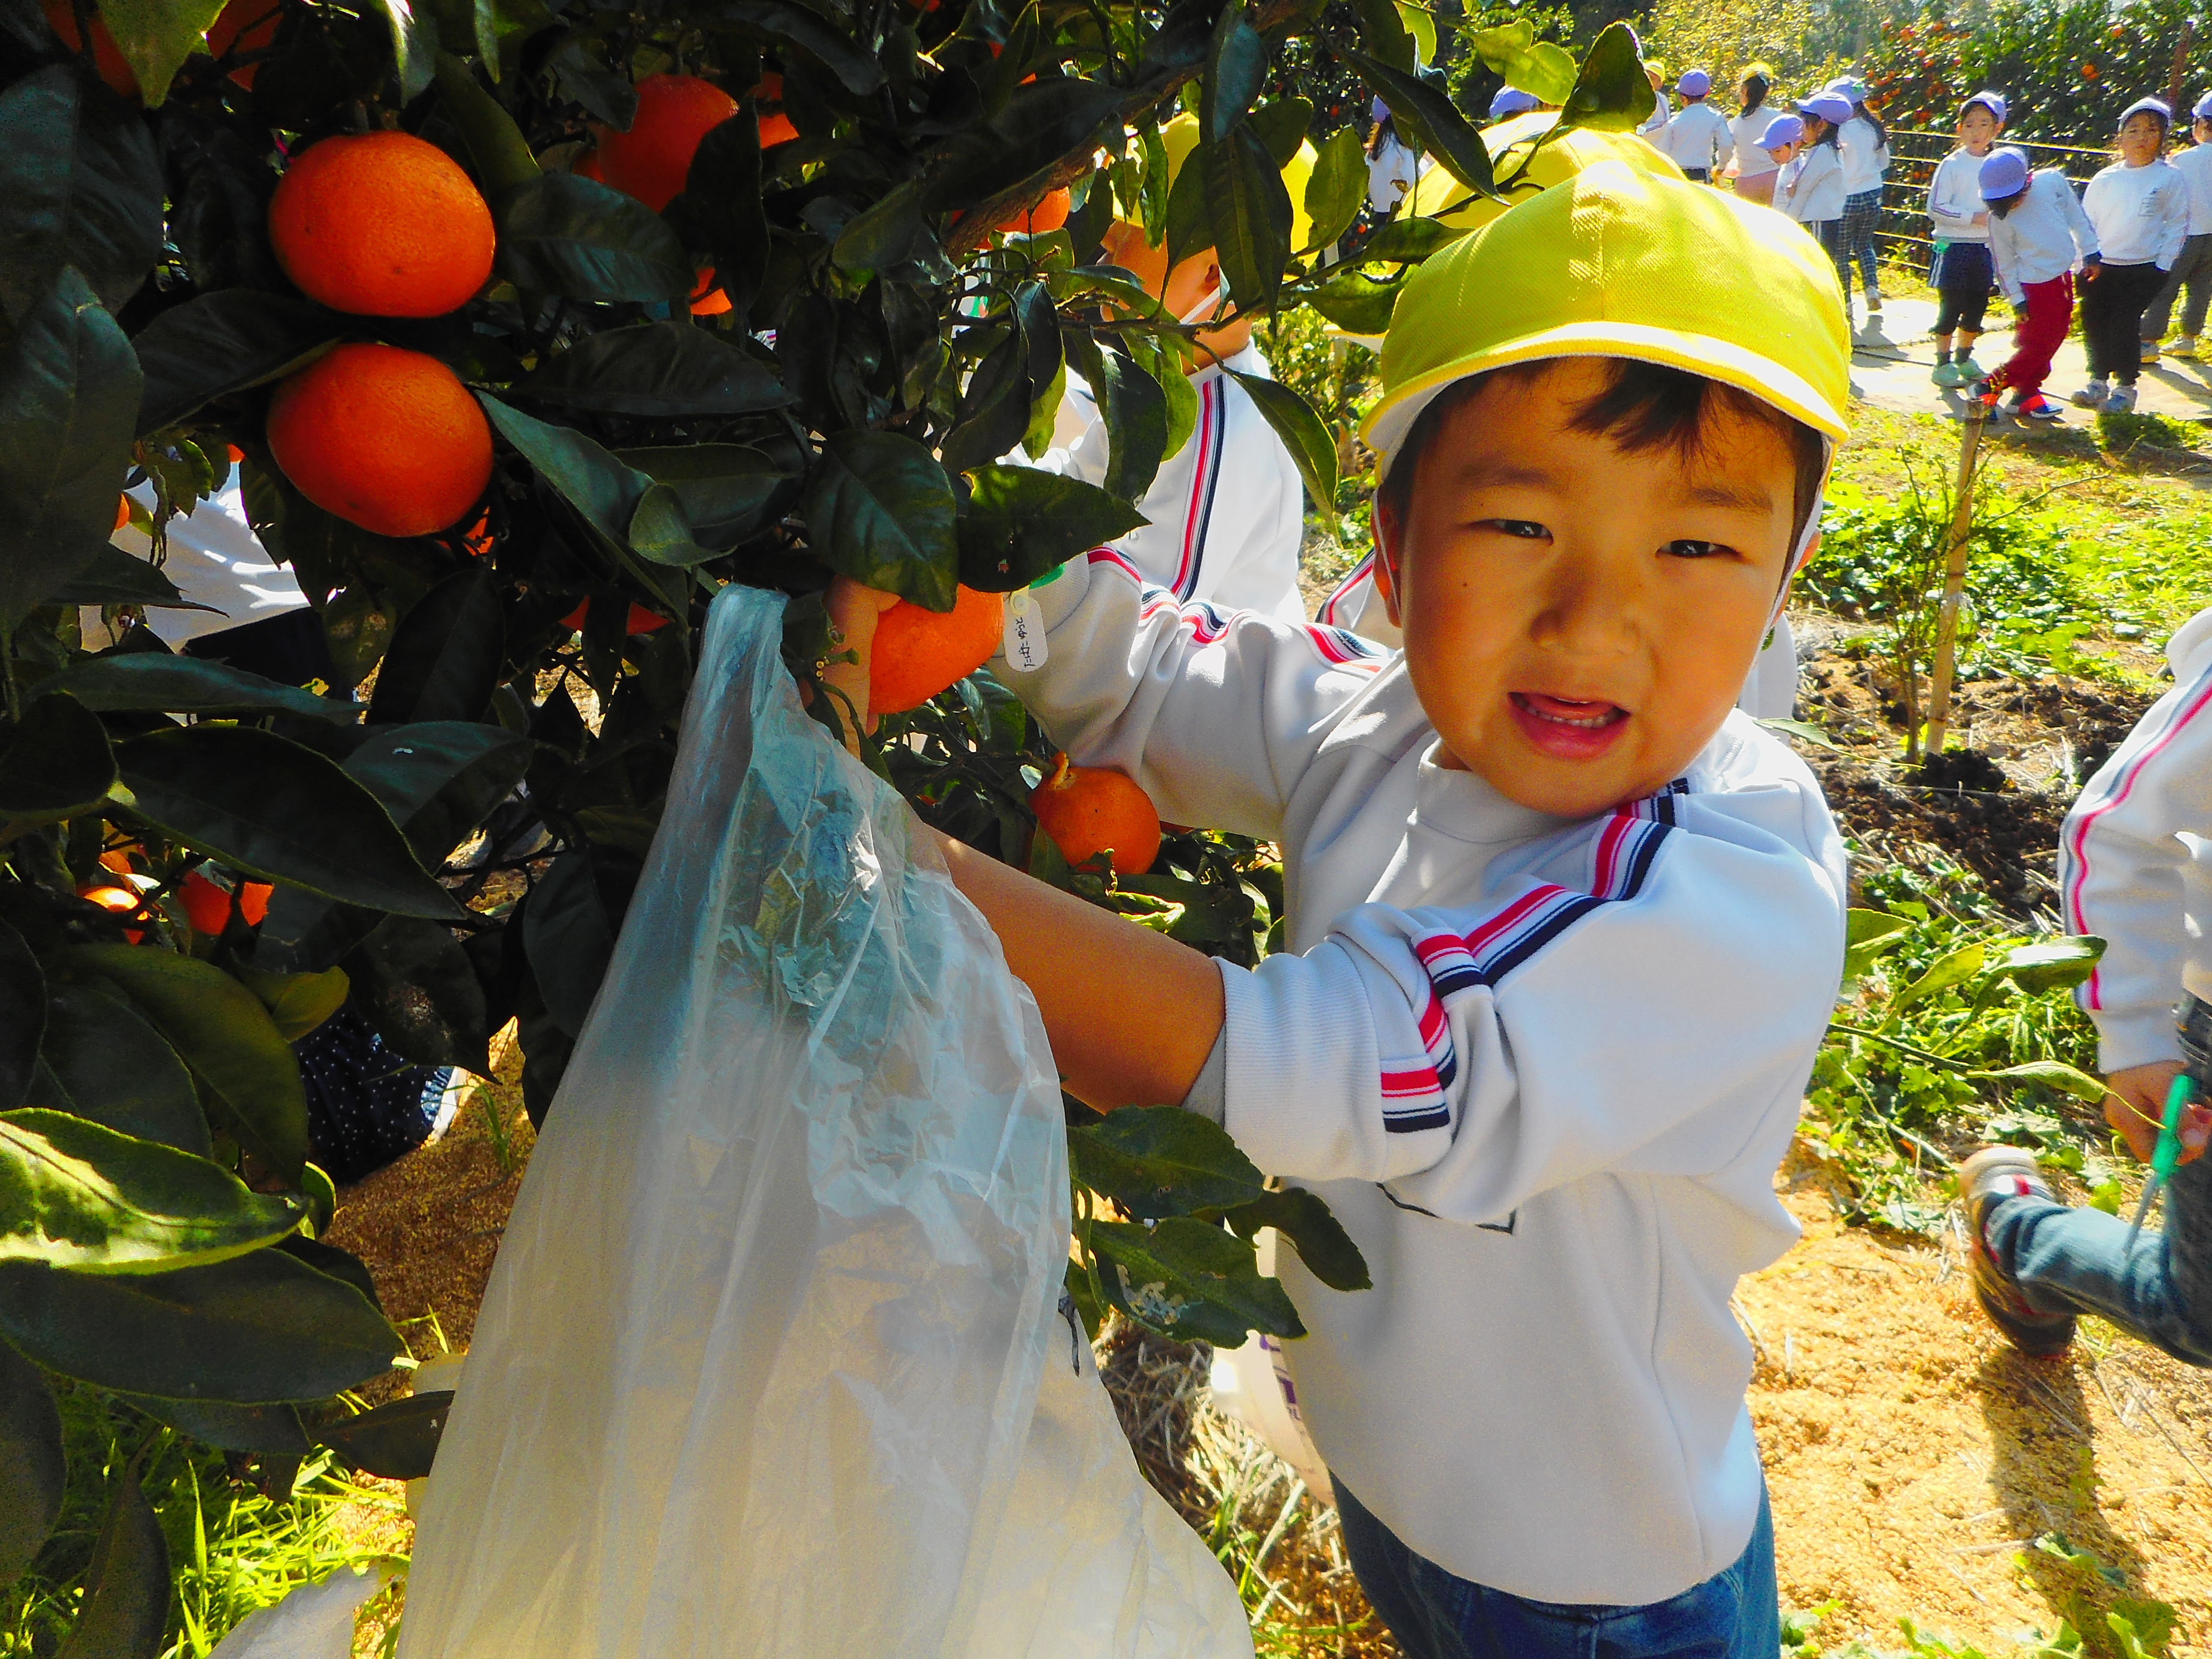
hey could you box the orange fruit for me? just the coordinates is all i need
[755,72,797,146]
[869,586,1004,714]
[97,845,138,876]
[266,343,493,538]
[594,73,737,211]
[558,598,669,634]
[205,0,280,86]
[225,443,246,462]
[573,146,605,181]
[689,268,732,315]
[180,869,270,931]
[78,884,146,942]
[268,131,495,318]
[1030,752,1161,875]
[113,493,130,532]
[457,505,496,556]
[43,0,137,98]
[1004,186,1070,236]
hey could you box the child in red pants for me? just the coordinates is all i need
[1978,147,2102,424]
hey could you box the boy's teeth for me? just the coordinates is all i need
[1519,694,1620,729]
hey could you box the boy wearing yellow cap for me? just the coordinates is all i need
[1023,114,1313,620]
[830,159,1849,1657]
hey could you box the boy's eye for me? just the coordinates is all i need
[1660,539,1739,561]
[1480,519,1549,540]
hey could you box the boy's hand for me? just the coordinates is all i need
[2104,1060,2212,1164]
[821,576,901,749]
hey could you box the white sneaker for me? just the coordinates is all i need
[2069,380,2109,407]
[2170,335,2200,359]
[2103,384,2139,414]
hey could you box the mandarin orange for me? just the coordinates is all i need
[266,343,493,538]
[269,131,495,318]
[869,586,1005,714]
[1030,752,1161,875]
[594,73,736,211]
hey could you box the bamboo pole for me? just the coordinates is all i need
[1922,401,1987,757]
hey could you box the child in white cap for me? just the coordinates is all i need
[1774,97,1851,293]
[2075,97,2188,413]
[1925,91,2008,386]
[826,158,1852,1659]
[1487,85,1541,122]
[2139,91,2212,361]
[1977,146,2100,423]
[1638,59,1672,140]
[1659,68,1729,181]
[1826,77,1891,320]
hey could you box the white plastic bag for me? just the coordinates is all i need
[1207,1234,1331,1500]
[399,586,1253,1659]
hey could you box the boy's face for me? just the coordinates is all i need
[2197,117,2212,145]
[1375,360,1802,817]
[1764,141,1796,165]
[2119,112,2165,165]
[1958,107,1998,149]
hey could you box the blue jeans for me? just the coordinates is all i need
[1332,1478,1779,1659]
[1986,1149,2212,1365]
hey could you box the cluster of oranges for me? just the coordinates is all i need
[80,855,273,945]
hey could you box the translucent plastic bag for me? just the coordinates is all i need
[399,586,1253,1659]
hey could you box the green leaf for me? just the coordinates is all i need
[343,916,488,1071]
[1465,20,1577,107]
[1556,21,1655,134]
[346,720,534,870]
[366,568,503,726]
[49,542,206,610]
[725,0,885,94]
[492,173,693,303]
[234,965,349,1044]
[0,692,117,824]
[365,0,438,101]
[1227,370,1337,512]
[514,322,789,417]
[958,465,1144,593]
[1088,1217,1303,1344]
[1841,908,1912,982]
[0,67,163,321]
[1066,334,1169,505]
[89,0,225,105]
[116,726,465,920]
[1987,936,2106,995]
[521,849,613,1039]
[1200,1,1266,145]
[118,1393,308,1454]
[59,944,307,1184]
[0,919,39,1114]
[478,393,654,554]
[1344,52,1495,199]
[317,1389,451,1479]
[129,292,335,438]
[29,982,207,1155]
[1971,1061,2112,1106]
[922,78,1125,221]
[1340,0,1411,72]
[832,180,938,273]
[1203,126,1292,312]
[1304,125,1366,255]
[1126,332,1198,463]
[0,1341,63,1592]
[52,1465,167,1659]
[1246,97,1312,170]
[1291,263,1404,335]
[0,265,143,622]
[616,444,790,547]
[0,1109,302,1274]
[1890,942,1985,1013]
[34,653,358,721]
[1754,717,1840,752]
[805,428,958,611]
[1347,216,1466,265]
[1164,138,1214,275]
[0,1248,403,1403]
[1070,1106,1266,1218]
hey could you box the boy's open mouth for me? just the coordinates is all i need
[1509,692,1629,760]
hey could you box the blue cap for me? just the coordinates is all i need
[1675,69,1711,97]
[1962,89,2008,125]
[1800,92,1854,125]
[1371,95,1390,122]
[2120,96,2173,130]
[1978,147,2030,200]
[1488,86,1541,119]
[1759,113,1804,149]
[2195,91,2212,123]
[1825,76,1867,101]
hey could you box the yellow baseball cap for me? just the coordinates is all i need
[1157,111,1316,255]
[1403,112,1682,231]
[1362,159,1850,475]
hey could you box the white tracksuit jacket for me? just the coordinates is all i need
[1000,545,1847,1603]
[1025,342,1307,621]
[2061,606,2212,1070]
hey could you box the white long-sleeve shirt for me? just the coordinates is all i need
[1638,94,1671,139]
[1836,114,1890,194]
[1731,109,1780,179]
[2061,607,2212,1070]
[1001,545,1847,1604]
[2173,143,2212,237]
[2082,157,2190,268]
[1926,147,1994,243]
[1779,143,1846,223]
[1368,134,1419,216]
[1987,170,2101,301]
[1659,102,1730,173]
[1024,343,1306,620]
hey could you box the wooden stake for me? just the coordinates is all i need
[1923,401,1986,757]
[2168,22,2194,133]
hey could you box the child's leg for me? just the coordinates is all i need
[1333,1477,1780,1659]
[1815,219,1849,302]
[2112,264,2166,382]
[1843,190,1882,304]
[1993,274,2072,398]
[2142,258,2188,349]
[2079,268,2121,381]
[2181,237,2212,341]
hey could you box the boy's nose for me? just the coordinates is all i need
[1530,562,1641,657]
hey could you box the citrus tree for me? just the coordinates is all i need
[0,0,1650,1638]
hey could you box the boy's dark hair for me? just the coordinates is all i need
[1741,73,1769,114]
[1377,358,1826,562]
[1989,188,2026,218]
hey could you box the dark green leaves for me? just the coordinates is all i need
[1226,1188,1371,1292]
[1090,1218,1303,1344]
[726,0,885,95]
[31,982,208,1154]
[52,1465,167,1659]
[1558,21,1656,134]
[480,394,705,566]
[0,692,116,823]
[1304,126,1367,255]
[344,916,489,1071]
[492,173,693,303]
[0,266,144,623]
[0,1342,63,1591]
[957,466,1145,592]
[1291,263,1405,334]
[92,0,225,105]
[366,568,504,726]
[1228,371,1338,513]
[116,726,465,919]
[521,850,615,1038]
[319,1390,451,1480]
[0,1247,403,1402]
[129,292,336,437]
[1345,51,1495,198]
[0,921,39,1113]
[1070,1104,1267,1218]
[1080,340,1170,505]
[805,429,958,610]
[1203,126,1293,311]
[1200,1,1266,144]
[1987,936,2105,994]
[0,67,162,321]
[1465,19,1577,109]
[35,653,358,721]
[515,322,788,417]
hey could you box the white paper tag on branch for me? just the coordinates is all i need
[1004,587,1048,672]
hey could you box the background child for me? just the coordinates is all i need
[1661,67,1729,181]
[1778,97,1851,290]
[2140,91,2212,361]
[1731,63,1781,206]
[1488,84,1541,122]
[1828,77,1892,322]
[1926,91,2007,386]
[1638,59,1672,140]
[1367,100,1419,218]
[1979,146,2100,423]
[2075,96,2188,413]
[829,161,1853,1659]
[1964,603,2212,1364]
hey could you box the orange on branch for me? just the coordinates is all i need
[869,586,1005,714]
[755,72,797,146]
[1030,752,1161,875]
[43,0,136,98]
[594,73,737,211]
[113,494,130,532]
[268,131,495,318]
[266,343,493,538]
[205,0,280,86]
[690,268,732,315]
[78,884,146,942]
[180,869,270,932]
[1004,186,1070,236]
[559,599,670,634]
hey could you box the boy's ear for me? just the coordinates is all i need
[1373,501,1404,629]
